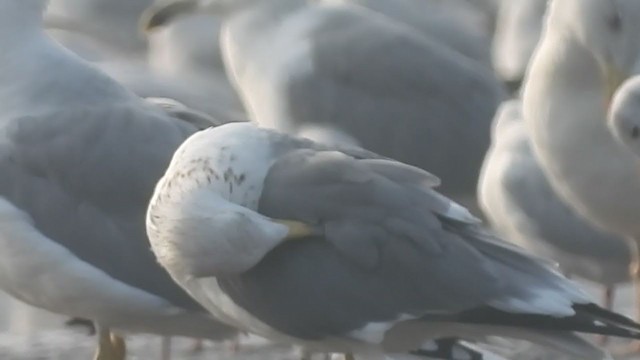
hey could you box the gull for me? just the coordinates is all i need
[0,1,240,359]
[147,121,640,360]
[522,0,640,352]
[141,0,507,212]
[479,99,630,315]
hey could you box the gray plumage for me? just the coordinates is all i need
[44,1,246,124]
[340,0,494,68]
[479,99,630,287]
[0,0,236,341]
[46,0,152,54]
[147,122,640,359]
[217,0,506,205]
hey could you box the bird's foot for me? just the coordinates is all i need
[610,341,640,358]
[94,332,126,360]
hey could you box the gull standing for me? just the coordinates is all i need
[147,121,640,360]
[479,99,630,312]
[142,0,506,211]
[0,1,239,359]
[522,0,640,351]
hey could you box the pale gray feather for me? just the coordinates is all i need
[0,103,204,310]
[216,139,588,340]
[223,1,506,203]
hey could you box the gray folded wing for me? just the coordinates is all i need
[216,146,585,340]
[280,6,505,197]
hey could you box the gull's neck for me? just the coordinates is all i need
[523,31,640,237]
[0,1,47,43]
[0,16,135,118]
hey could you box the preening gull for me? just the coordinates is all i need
[147,121,640,360]
[0,0,239,359]
[142,0,506,211]
[479,99,630,313]
[522,0,640,348]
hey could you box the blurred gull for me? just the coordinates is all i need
[146,12,227,79]
[479,100,630,312]
[491,0,547,89]
[334,0,493,68]
[142,0,506,210]
[0,1,240,359]
[147,121,640,360]
[522,0,640,351]
[46,0,152,56]
[143,11,247,122]
[95,60,247,123]
[44,0,246,123]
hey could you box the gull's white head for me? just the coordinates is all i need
[547,0,640,92]
[608,76,640,154]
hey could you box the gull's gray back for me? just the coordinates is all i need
[222,2,506,199]
[0,103,203,310]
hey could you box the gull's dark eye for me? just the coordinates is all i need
[608,12,622,32]
[631,125,640,139]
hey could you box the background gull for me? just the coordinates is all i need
[142,0,507,212]
[44,0,246,123]
[143,10,247,123]
[147,121,640,360]
[479,99,630,313]
[146,12,228,84]
[491,0,546,90]
[46,0,151,58]
[0,0,240,358]
[331,0,494,68]
[521,1,640,350]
